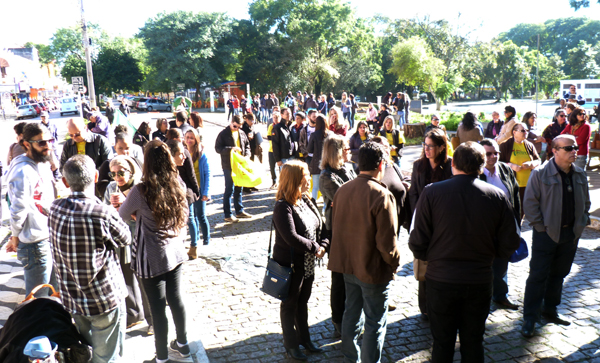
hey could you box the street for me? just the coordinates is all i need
[0,106,600,362]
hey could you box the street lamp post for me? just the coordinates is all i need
[80,0,97,108]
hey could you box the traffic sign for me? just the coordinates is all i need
[72,76,84,86]
[177,83,185,90]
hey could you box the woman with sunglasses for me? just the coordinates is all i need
[408,128,453,321]
[561,107,592,170]
[103,155,153,333]
[542,109,568,160]
[119,140,191,363]
[500,122,540,220]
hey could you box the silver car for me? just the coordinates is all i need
[16,104,37,120]
[137,98,172,112]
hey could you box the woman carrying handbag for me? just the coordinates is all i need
[272,160,329,361]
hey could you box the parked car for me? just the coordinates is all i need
[128,97,144,108]
[30,103,42,115]
[35,102,48,112]
[137,98,172,112]
[16,105,38,120]
[60,96,80,116]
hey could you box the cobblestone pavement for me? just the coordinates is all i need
[1,111,599,362]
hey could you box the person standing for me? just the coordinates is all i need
[479,139,522,310]
[272,107,295,167]
[215,115,252,222]
[496,105,517,144]
[521,134,591,338]
[5,123,57,297]
[542,110,568,160]
[118,141,192,363]
[119,100,130,116]
[290,112,306,160]
[393,92,406,128]
[50,155,131,363]
[105,99,115,124]
[329,142,400,363]
[39,111,60,178]
[409,142,520,363]
[561,107,592,170]
[60,118,113,171]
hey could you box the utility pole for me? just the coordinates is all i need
[535,34,540,115]
[80,0,97,108]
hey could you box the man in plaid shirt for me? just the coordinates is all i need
[49,154,131,363]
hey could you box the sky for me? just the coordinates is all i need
[1,0,599,48]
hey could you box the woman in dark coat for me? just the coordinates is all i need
[133,122,151,149]
[409,128,453,321]
[379,116,405,168]
[318,135,356,337]
[348,121,372,172]
[273,161,328,361]
[307,114,329,202]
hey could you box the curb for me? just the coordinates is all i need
[589,216,600,231]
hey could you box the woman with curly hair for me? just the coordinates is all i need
[456,112,483,144]
[119,140,191,363]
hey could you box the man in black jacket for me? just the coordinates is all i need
[60,118,113,172]
[273,107,295,167]
[214,115,252,223]
[409,141,520,363]
[479,139,521,310]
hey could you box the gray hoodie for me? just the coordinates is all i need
[7,154,55,243]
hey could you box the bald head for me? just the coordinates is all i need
[67,118,87,143]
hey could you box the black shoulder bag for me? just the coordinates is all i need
[260,220,294,301]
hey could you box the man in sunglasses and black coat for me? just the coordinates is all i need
[521,134,591,338]
[60,118,113,172]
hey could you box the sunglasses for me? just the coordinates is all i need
[486,152,499,157]
[432,118,439,122]
[556,145,579,152]
[28,139,54,147]
[108,170,131,179]
[69,132,81,138]
[231,124,241,130]
[558,114,566,118]
[515,129,527,133]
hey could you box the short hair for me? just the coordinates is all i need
[243,113,255,121]
[453,142,486,175]
[115,132,130,144]
[166,139,183,156]
[308,110,317,117]
[565,103,577,111]
[114,124,128,134]
[63,154,96,191]
[109,155,136,175]
[479,138,500,150]
[276,160,309,205]
[20,123,45,148]
[320,134,347,170]
[166,128,182,140]
[295,111,306,120]
[551,134,577,150]
[280,107,290,115]
[232,115,242,124]
[504,105,516,118]
[14,122,27,135]
[554,109,566,118]
[176,110,188,123]
[430,114,440,121]
[370,136,391,161]
[358,142,385,171]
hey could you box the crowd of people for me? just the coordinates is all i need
[0,88,594,363]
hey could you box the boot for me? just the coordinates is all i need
[188,247,197,260]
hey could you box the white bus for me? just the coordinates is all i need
[560,79,600,109]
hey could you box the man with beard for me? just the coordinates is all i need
[5,123,58,297]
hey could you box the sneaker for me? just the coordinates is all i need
[169,339,191,358]
[147,324,154,335]
[224,216,239,223]
[269,184,278,190]
[236,211,252,219]
[143,358,170,363]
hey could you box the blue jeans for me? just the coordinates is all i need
[193,199,210,245]
[523,228,578,322]
[341,274,390,363]
[397,111,405,128]
[311,174,320,201]
[17,240,57,297]
[223,168,244,218]
[349,111,355,129]
[72,303,126,363]
[188,204,199,247]
[391,156,401,169]
[492,257,510,301]
[343,111,351,125]
[427,279,491,363]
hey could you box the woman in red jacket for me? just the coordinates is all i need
[561,106,592,170]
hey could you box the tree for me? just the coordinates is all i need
[485,41,530,101]
[565,40,599,79]
[138,11,238,101]
[388,37,445,110]
[48,23,108,66]
[539,54,566,98]
[23,42,55,65]
[570,0,600,10]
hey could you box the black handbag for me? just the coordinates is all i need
[260,221,294,301]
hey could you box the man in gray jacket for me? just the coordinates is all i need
[522,134,591,337]
[5,123,57,297]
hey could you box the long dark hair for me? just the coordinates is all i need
[461,112,477,131]
[418,129,448,179]
[315,114,328,136]
[138,122,150,136]
[190,112,204,129]
[141,140,188,234]
[352,121,370,138]
[504,105,516,120]
[522,112,536,130]
[568,107,587,126]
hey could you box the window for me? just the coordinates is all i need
[585,83,600,89]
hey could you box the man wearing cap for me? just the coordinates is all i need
[521,134,591,337]
[5,122,58,297]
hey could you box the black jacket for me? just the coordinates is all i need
[272,122,294,163]
[379,129,404,158]
[60,132,113,171]
[307,129,326,175]
[214,125,251,170]
[409,175,520,284]
[408,158,453,216]
[290,123,305,159]
[478,161,521,225]
[105,105,115,123]
[319,165,356,231]
[484,120,504,139]
[178,149,200,204]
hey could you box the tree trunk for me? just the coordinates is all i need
[429,85,441,111]
[194,83,201,102]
